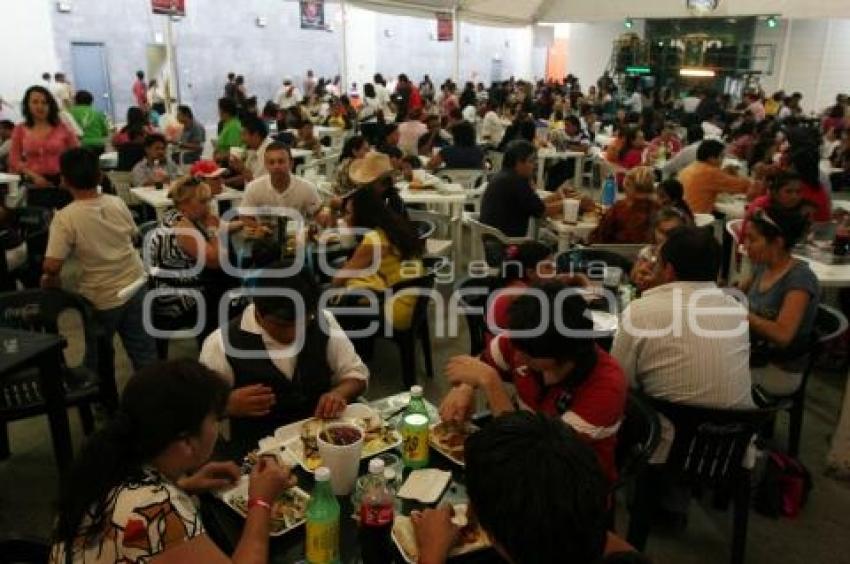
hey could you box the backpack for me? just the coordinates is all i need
[754,450,812,518]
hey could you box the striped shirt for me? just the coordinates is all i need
[483,334,627,484]
[611,282,754,409]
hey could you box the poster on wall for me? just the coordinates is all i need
[436,12,453,41]
[300,0,325,30]
[151,0,185,16]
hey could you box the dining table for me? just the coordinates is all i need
[130,185,244,221]
[536,148,586,189]
[792,243,850,288]
[397,182,466,263]
[200,392,504,564]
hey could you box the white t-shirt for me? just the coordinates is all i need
[240,174,322,219]
[244,137,272,180]
[276,85,303,109]
[199,305,369,387]
[481,111,507,143]
[45,195,143,310]
[629,92,643,113]
[52,82,72,109]
[374,84,391,113]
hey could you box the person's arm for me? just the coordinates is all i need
[588,205,617,243]
[610,308,638,388]
[711,167,752,195]
[9,125,25,174]
[445,355,515,416]
[175,218,221,268]
[426,152,443,171]
[517,182,547,219]
[748,289,811,348]
[41,215,71,288]
[331,236,379,286]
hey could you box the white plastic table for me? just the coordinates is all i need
[398,183,466,262]
[537,149,585,189]
[0,173,23,208]
[130,186,243,221]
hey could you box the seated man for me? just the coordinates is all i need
[199,268,368,446]
[227,114,272,187]
[678,139,758,214]
[480,140,570,237]
[130,133,179,187]
[441,282,627,484]
[239,141,331,226]
[412,412,640,564]
[613,226,754,409]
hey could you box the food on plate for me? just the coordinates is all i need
[318,424,363,446]
[430,421,476,464]
[230,488,310,533]
[300,419,323,470]
[392,505,489,562]
[296,414,401,471]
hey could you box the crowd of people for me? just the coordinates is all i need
[2,64,850,564]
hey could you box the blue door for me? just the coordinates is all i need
[70,42,113,119]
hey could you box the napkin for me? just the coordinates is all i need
[397,469,452,504]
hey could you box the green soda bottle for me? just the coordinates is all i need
[402,385,430,468]
[305,467,340,564]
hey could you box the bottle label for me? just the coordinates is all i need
[402,426,429,463]
[360,502,394,526]
[306,520,339,563]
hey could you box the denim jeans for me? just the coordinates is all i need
[84,287,158,376]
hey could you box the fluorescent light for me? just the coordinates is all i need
[624,17,633,29]
[767,15,778,28]
[680,67,716,77]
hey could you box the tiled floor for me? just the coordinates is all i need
[3,284,850,563]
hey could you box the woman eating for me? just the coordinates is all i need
[742,206,820,397]
[589,166,660,244]
[332,187,424,333]
[9,85,79,189]
[52,359,294,563]
[426,120,485,171]
[149,176,241,345]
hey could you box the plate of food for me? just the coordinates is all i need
[219,476,310,536]
[391,504,490,563]
[279,404,402,473]
[429,421,478,467]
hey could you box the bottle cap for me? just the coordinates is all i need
[410,385,423,397]
[368,458,385,475]
[315,466,331,481]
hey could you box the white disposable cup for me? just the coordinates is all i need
[603,266,623,287]
[317,423,364,495]
[563,198,580,223]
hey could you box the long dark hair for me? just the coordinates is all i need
[349,188,422,259]
[340,135,367,162]
[122,107,149,142]
[618,126,640,161]
[54,360,229,553]
[22,85,60,127]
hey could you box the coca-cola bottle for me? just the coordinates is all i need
[358,458,395,564]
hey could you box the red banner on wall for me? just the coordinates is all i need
[152,0,186,16]
[436,12,453,41]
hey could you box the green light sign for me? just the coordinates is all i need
[626,66,652,75]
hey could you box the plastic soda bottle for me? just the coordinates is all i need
[402,385,430,468]
[601,173,617,206]
[358,458,395,564]
[306,467,340,564]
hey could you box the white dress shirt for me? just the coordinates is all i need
[200,305,369,387]
[611,281,754,409]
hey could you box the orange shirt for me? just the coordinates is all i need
[679,161,752,214]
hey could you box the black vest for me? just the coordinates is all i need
[224,315,333,446]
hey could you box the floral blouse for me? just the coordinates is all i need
[50,467,204,564]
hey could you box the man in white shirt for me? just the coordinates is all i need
[240,142,325,224]
[397,108,428,157]
[612,226,754,409]
[229,114,271,184]
[373,73,391,114]
[52,72,73,110]
[275,77,302,110]
[628,88,643,113]
[481,102,508,146]
[200,269,368,445]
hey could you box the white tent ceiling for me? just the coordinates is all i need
[350,0,850,25]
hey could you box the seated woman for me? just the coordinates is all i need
[787,147,831,222]
[657,178,694,222]
[426,121,484,171]
[743,170,815,239]
[349,150,408,218]
[332,187,424,335]
[333,135,369,200]
[440,283,627,484]
[149,177,241,344]
[742,206,820,397]
[53,359,295,563]
[589,166,660,244]
[200,269,369,446]
[630,206,692,292]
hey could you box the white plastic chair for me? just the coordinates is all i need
[438,168,485,191]
[408,208,453,257]
[726,219,748,284]
[107,171,135,205]
[465,213,531,264]
[296,152,340,178]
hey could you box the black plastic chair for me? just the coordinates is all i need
[454,275,504,356]
[757,304,848,458]
[0,289,108,460]
[627,399,776,564]
[0,534,50,563]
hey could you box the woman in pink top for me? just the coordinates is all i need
[10,86,78,187]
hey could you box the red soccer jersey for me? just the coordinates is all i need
[482,334,627,484]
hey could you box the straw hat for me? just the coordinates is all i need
[348,151,394,185]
